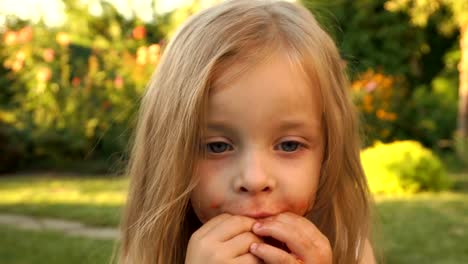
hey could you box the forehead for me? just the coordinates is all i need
[208,52,322,125]
[206,51,322,136]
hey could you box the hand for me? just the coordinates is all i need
[185,213,264,264]
[249,212,332,264]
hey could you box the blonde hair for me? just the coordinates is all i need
[116,0,372,263]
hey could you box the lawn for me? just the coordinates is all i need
[0,225,117,264]
[0,173,127,226]
[0,171,467,263]
[375,192,468,263]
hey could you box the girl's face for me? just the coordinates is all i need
[191,52,324,223]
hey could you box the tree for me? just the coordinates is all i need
[384,0,468,159]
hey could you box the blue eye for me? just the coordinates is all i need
[206,142,232,153]
[278,141,302,152]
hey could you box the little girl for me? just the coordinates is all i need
[116,0,376,263]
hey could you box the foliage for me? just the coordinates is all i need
[350,66,457,148]
[402,79,458,147]
[385,0,468,30]
[301,0,461,149]
[400,42,460,149]
[362,140,452,194]
[351,70,404,145]
[0,118,27,172]
[301,0,427,78]
[384,0,468,162]
[0,0,464,172]
[153,0,224,40]
[0,1,164,172]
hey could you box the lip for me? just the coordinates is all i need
[239,212,278,219]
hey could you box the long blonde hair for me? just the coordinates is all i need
[116,1,372,263]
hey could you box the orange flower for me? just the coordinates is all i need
[376,109,386,120]
[56,32,70,46]
[11,60,23,72]
[385,112,397,121]
[36,67,52,82]
[4,31,18,45]
[18,26,33,42]
[132,26,146,40]
[43,48,55,62]
[376,109,397,121]
[114,76,124,89]
[363,95,373,113]
[72,77,81,87]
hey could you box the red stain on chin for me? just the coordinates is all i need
[209,201,219,209]
[290,199,312,216]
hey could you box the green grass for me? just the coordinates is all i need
[0,225,118,264]
[375,192,468,263]
[0,170,467,263]
[0,173,128,226]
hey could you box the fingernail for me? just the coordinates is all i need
[253,222,262,230]
[250,243,258,251]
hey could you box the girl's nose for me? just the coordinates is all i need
[235,150,274,194]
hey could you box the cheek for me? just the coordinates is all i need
[288,196,315,216]
[190,176,225,223]
[190,192,211,223]
[283,166,320,215]
[193,198,223,223]
[210,200,220,209]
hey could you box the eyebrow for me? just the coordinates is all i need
[276,120,320,131]
[206,119,321,134]
[206,122,237,135]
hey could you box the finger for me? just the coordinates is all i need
[252,218,309,256]
[223,231,264,257]
[274,212,332,254]
[233,253,263,264]
[272,212,322,240]
[262,213,329,252]
[209,215,256,242]
[250,242,297,264]
[193,213,231,238]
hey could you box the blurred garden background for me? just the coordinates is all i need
[0,0,467,263]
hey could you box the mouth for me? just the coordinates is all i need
[241,212,276,219]
[236,209,286,219]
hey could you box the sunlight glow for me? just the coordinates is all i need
[0,0,297,28]
[0,0,190,27]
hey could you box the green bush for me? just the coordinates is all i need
[0,119,27,173]
[399,47,460,148]
[361,140,452,194]
[0,2,164,171]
